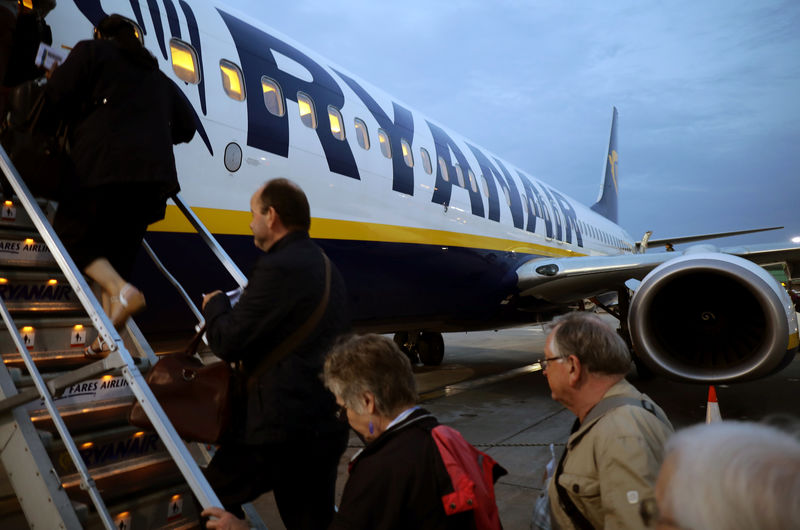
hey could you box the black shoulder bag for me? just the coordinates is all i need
[0,78,72,199]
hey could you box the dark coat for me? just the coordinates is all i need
[203,231,351,444]
[45,38,195,195]
[331,409,477,530]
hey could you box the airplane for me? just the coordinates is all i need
[21,0,800,384]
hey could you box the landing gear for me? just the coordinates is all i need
[417,332,445,366]
[592,288,653,378]
[392,331,445,366]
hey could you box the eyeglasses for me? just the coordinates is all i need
[539,356,565,370]
[335,403,348,421]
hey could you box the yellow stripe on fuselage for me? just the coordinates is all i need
[148,205,585,257]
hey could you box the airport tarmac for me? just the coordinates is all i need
[251,322,800,529]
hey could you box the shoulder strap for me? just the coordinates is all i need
[553,418,595,530]
[246,252,332,389]
[581,395,669,428]
[553,394,668,529]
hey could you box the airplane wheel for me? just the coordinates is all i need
[393,332,418,364]
[417,332,444,366]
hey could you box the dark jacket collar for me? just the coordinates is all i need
[350,408,436,466]
[267,230,310,254]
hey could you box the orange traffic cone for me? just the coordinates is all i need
[705,385,722,423]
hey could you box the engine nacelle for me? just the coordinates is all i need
[629,252,799,383]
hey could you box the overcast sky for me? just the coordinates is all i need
[231,0,800,248]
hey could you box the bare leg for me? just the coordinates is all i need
[83,258,145,353]
[84,258,127,299]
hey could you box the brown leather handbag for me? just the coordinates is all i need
[128,326,234,444]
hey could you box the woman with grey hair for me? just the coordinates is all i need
[645,420,800,529]
[202,334,506,530]
[325,333,506,530]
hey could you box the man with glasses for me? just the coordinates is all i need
[541,312,673,529]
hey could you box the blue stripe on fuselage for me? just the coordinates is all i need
[133,232,554,335]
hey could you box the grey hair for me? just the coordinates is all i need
[323,334,417,416]
[663,421,800,530]
[547,312,631,375]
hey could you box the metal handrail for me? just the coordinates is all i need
[142,239,204,323]
[0,145,222,521]
[171,192,248,288]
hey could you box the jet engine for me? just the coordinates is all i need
[628,251,798,383]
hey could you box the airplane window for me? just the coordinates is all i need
[297,92,317,129]
[261,77,285,117]
[170,39,200,84]
[454,164,465,187]
[438,156,449,182]
[467,169,477,193]
[354,118,370,150]
[220,60,245,101]
[401,138,413,167]
[328,106,345,141]
[481,175,489,197]
[378,129,391,158]
[420,148,432,174]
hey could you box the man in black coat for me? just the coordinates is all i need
[201,178,350,529]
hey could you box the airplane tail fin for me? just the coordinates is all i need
[590,106,619,224]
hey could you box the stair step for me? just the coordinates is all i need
[11,356,151,389]
[47,425,167,478]
[1,316,152,373]
[0,230,56,268]
[0,197,57,230]
[30,397,135,434]
[89,483,198,529]
[0,271,81,313]
[61,453,182,504]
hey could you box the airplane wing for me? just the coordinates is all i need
[645,226,783,249]
[515,242,800,304]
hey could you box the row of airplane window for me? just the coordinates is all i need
[167,36,632,252]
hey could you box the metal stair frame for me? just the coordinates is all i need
[1,144,222,526]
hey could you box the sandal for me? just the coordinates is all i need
[110,283,146,330]
[84,337,111,359]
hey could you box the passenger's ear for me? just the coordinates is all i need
[567,355,582,386]
[362,391,376,415]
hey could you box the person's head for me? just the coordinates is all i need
[542,312,630,407]
[94,14,140,45]
[323,334,417,442]
[652,421,800,530]
[249,178,310,251]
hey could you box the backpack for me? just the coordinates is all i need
[0,77,72,200]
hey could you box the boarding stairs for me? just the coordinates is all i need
[0,145,263,529]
